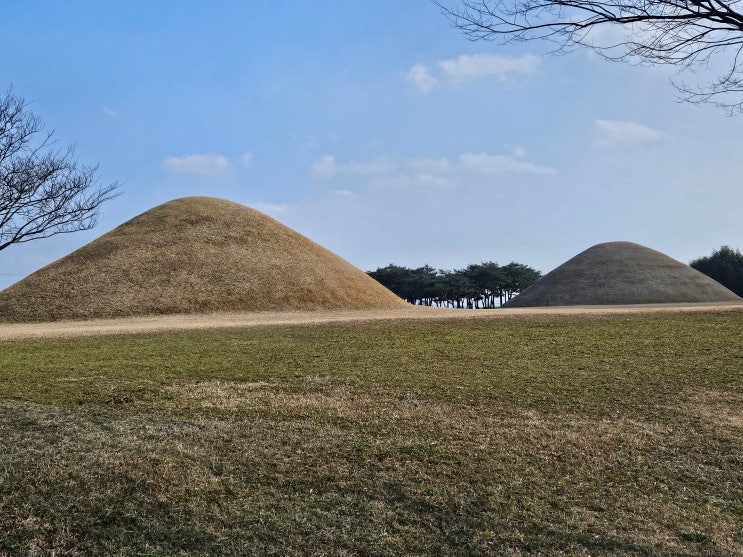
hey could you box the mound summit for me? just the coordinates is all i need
[504,241,742,307]
[0,197,406,321]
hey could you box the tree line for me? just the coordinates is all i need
[367,262,541,308]
[690,246,743,297]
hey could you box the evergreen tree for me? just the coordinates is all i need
[690,246,743,296]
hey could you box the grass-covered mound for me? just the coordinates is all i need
[0,197,405,321]
[505,241,742,307]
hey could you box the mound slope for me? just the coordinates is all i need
[0,197,406,321]
[504,241,742,307]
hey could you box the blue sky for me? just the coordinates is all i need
[1,0,741,289]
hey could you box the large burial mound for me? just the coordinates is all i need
[0,197,406,321]
[504,241,742,307]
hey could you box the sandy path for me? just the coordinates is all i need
[0,302,740,341]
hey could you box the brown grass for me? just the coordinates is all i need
[0,197,406,322]
[1,302,741,341]
[0,310,741,555]
[505,241,742,307]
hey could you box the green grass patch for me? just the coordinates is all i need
[1,310,741,555]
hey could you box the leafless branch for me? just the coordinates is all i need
[435,0,743,112]
[0,90,120,252]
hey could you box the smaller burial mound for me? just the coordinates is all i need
[504,241,742,307]
[0,196,406,321]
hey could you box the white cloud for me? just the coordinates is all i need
[510,146,528,159]
[240,152,254,168]
[164,153,232,176]
[458,152,557,176]
[439,54,541,82]
[310,155,339,179]
[310,151,556,187]
[406,63,438,93]
[249,202,289,216]
[102,107,119,117]
[406,54,541,93]
[594,119,663,143]
[310,155,396,179]
[582,24,631,51]
[404,157,451,174]
[344,158,396,175]
[331,189,359,198]
[582,21,660,60]
[413,173,450,187]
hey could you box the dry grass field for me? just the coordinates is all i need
[0,307,741,555]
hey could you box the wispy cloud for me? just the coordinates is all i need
[407,54,541,93]
[310,149,555,185]
[594,119,663,144]
[310,155,396,179]
[405,64,438,93]
[458,152,556,176]
[331,189,359,198]
[240,152,254,168]
[439,54,541,82]
[249,201,289,216]
[164,153,232,177]
[310,155,338,179]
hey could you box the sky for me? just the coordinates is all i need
[1,0,741,290]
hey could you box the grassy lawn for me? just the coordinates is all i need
[0,310,741,555]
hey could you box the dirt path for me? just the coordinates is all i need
[0,302,741,341]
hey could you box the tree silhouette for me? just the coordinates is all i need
[436,0,743,113]
[0,90,119,253]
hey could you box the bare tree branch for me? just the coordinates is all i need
[0,89,120,253]
[435,0,743,113]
